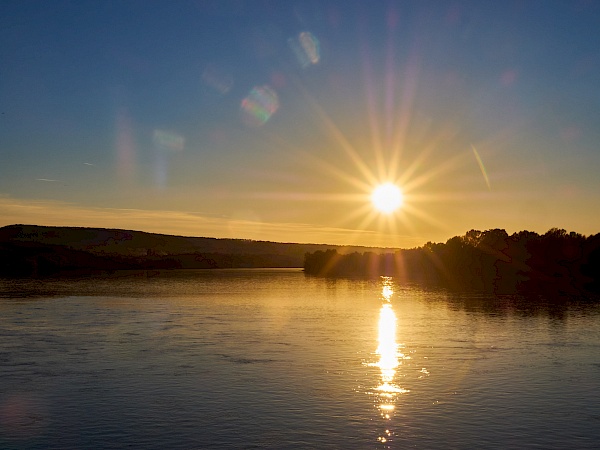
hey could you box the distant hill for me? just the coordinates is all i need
[0,224,397,276]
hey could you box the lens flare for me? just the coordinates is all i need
[241,85,279,127]
[289,31,320,68]
[300,32,320,64]
[202,64,233,94]
[153,130,185,152]
[152,130,185,189]
[471,145,490,190]
[115,108,136,183]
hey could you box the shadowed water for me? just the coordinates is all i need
[1,269,599,449]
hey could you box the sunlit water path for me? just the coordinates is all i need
[1,269,599,449]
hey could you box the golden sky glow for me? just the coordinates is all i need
[2,2,599,248]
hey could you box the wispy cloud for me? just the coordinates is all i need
[35,178,59,182]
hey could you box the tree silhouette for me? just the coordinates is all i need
[304,228,600,297]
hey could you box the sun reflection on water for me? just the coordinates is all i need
[371,277,409,445]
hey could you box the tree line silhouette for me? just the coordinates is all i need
[304,228,600,296]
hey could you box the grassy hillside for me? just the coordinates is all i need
[0,224,397,276]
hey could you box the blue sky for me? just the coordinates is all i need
[1,0,599,247]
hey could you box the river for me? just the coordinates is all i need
[1,269,599,449]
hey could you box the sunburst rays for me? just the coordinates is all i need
[235,28,491,248]
[250,76,473,247]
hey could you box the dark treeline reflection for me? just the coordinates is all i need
[304,228,600,297]
[430,290,599,320]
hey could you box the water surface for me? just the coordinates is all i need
[1,269,599,448]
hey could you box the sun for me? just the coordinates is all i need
[372,183,404,214]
